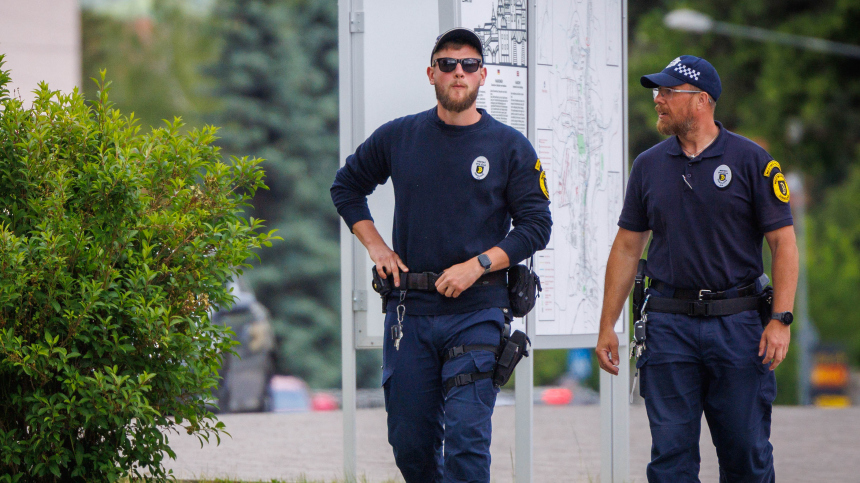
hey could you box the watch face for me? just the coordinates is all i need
[784,313,794,323]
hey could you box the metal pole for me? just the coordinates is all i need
[514,351,534,483]
[339,0,365,480]
[438,0,460,33]
[711,22,860,59]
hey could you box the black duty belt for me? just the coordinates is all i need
[397,269,507,292]
[646,296,761,317]
[646,276,767,317]
[648,278,760,300]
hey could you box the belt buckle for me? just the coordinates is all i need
[698,289,711,300]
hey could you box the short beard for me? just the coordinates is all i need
[657,114,696,137]
[436,83,479,113]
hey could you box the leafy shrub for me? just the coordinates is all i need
[0,56,278,482]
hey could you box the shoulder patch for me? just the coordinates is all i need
[539,171,549,199]
[763,160,781,177]
[535,158,542,171]
[772,172,790,203]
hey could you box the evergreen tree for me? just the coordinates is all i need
[209,0,379,388]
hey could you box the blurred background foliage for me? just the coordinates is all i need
[79,0,860,400]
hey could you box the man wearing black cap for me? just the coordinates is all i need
[595,55,798,482]
[331,28,551,483]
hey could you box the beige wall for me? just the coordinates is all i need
[0,0,81,105]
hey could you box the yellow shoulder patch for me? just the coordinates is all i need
[539,171,549,199]
[772,172,790,203]
[535,158,542,171]
[763,160,781,177]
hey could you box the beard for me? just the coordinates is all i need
[435,82,480,113]
[656,109,696,136]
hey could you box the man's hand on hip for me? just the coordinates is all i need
[759,320,791,370]
[435,258,485,298]
[595,328,621,375]
[368,244,409,288]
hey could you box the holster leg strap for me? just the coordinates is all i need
[443,370,494,395]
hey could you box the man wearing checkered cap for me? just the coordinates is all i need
[596,55,799,482]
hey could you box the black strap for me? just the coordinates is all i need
[647,295,761,317]
[442,344,500,363]
[399,270,507,292]
[443,371,494,394]
[649,277,761,300]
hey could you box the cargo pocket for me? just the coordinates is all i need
[635,350,651,398]
[381,313,398,413]
[753,356,777,405]
[442,350,499,408]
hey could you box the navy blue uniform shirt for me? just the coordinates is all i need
[619,121,793,291]
[331,107,552,315]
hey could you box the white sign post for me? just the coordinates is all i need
[338,1,630,481]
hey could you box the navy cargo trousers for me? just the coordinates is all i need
[382,307,505,483]
[637,289,777,483]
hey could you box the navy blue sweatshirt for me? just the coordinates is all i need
[331,107,552,315]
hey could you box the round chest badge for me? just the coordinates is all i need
[773,172,790,203]
[713,164,732,188]
[471,156,489,180]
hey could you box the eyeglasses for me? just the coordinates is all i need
[433,57,482,73]
[652,87,704,100]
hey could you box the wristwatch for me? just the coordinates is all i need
[477,254,492,274]
[771,311,794,326]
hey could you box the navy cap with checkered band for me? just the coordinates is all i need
[640,55,722,101]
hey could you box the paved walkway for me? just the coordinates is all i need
[164,405,860,482]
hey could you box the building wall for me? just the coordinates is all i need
[0,0,81,105]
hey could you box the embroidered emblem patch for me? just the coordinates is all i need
[535,158,542,171]
[763,160,781,177]
[471,156,489,180]
[666,57,681,69]
[773,172,790,203]
[539,171,549,199]
[713,164,732,188]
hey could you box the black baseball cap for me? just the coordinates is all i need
[640,55,722,101]
[431,28,484,64]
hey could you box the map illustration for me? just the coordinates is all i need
[534,0,625,335]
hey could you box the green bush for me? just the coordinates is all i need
[0,57,278,482]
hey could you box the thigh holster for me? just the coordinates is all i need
[441,328,531,395]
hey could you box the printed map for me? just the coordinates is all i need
[533,0,625,335]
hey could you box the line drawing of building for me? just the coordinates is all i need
[470,0,527,67]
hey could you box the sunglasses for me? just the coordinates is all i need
[433,57,482,73]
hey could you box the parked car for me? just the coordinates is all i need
[269,375,312,413]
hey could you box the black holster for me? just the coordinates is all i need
[632,259,647,314]
[759,285,774,327]
[492,329,530,387]
[371,267,393,313]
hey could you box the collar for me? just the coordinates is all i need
[427,106,490,134]
[666,120,727,161]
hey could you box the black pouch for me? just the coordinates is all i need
[507,262,541,318]
[492,329,531,387]
[371,266,393,313]
[759,285,774,327]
